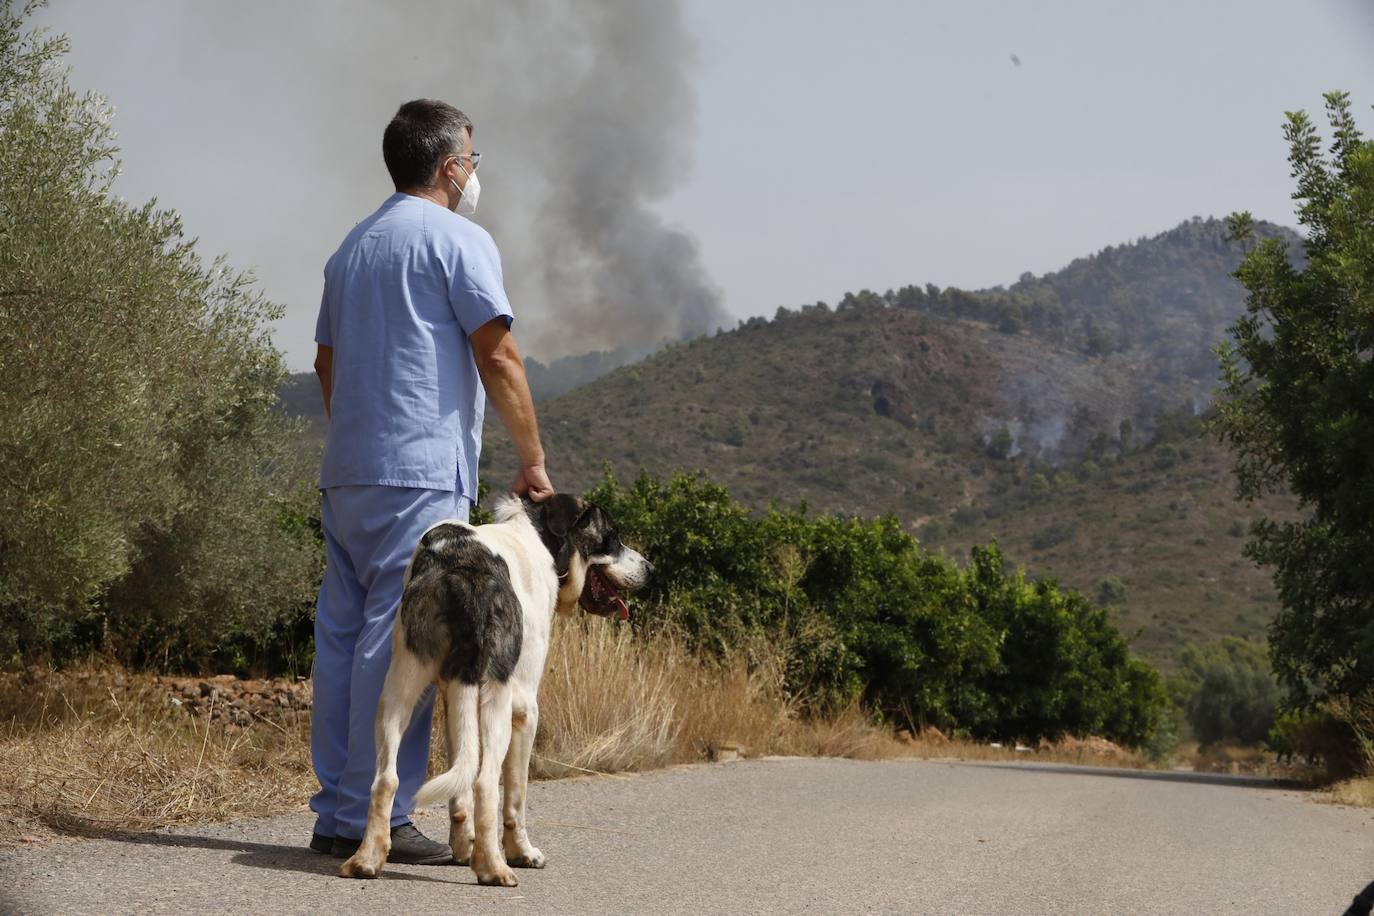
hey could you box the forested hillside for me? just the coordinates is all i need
[283,216,1303,667]
[477,218,1302,666]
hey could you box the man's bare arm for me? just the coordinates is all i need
[314,344,333,418]
[469,318,554,500]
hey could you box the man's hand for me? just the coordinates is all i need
[512,464,555,502]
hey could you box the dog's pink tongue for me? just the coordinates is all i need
[615,597,629,621]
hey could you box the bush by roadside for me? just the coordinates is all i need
[588,469,1166,747]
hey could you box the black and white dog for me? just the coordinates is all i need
[339,494,651,884]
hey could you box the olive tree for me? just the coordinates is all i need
[0,4,320,667]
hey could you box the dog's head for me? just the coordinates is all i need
[527,494,651,619]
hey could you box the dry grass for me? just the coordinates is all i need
[530,619,800,776]
[527,618,1158,774]
[1325,777,1374,808]
[1188,741,1280,777]
[1,621,1175,846]
[531,619,926,774]
[0,666,314,846]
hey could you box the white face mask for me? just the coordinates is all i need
[450,167,480,216]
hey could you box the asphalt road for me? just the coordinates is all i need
[2,757,1371,915]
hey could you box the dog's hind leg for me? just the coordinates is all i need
[440,681,478,864]
[339,648,432,879]
[471,679,518,887]
[502,698,545,869]
[449,786,476,866]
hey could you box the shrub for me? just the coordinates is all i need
[587,470,1165,745]
[1152,443,1182,469]
[985,426,1014,460]
[1176,638,1280,747]
[1030,522,1075,550]
[1095,576,1128,606]
[1268,706,1366,778]
[952,505,983,527]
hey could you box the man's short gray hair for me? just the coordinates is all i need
[382,99,472,191]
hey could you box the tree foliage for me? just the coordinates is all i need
[586,470,1165,745]
[1174,638,1280,747]
[1214,92,1374,704]
[0,6,320,668]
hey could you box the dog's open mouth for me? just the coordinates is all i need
[580,566,629,621]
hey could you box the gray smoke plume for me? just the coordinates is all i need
[35,0,726,364]
[458,2,727,358]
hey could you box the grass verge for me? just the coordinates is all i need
[1325,777,1374,808]
[0,666,314,846]
[0,619,1252,846]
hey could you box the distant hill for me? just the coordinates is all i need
[476,217,1302,666]
[282,216,1303,667]
[525,344,652,403]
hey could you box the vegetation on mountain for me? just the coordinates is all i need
[1214,91,1374,707]
[470,222,1302,667]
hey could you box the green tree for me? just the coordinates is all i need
[0,6,320,667]
[984,426,1014,460]
[1213,92,1374,704]
[1176,638,1280,747]
[967,546,1164,745]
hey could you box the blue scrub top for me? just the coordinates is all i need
[314,192,513,499]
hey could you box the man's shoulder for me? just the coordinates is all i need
[425,206,499,257]
[330,195,413,255]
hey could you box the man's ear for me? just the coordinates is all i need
[539,494,588,578]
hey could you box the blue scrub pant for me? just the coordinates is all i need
[309,484,470,841]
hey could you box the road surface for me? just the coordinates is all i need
[2,757,1371,915]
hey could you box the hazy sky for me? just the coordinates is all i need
[34,0,1374,370]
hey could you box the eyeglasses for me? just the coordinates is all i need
[457,151,481,172]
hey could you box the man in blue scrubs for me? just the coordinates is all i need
[309,99,553,864]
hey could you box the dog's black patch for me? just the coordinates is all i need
[525,494,587,578]
[524,495,625,577]
[400,523,522,685]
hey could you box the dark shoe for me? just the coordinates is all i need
[309,832,334,855]
[388,823,454,865]
[331,835,360,859]
[333,823,453,866]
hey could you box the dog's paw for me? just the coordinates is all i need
[475,865,520,887]
[507,847,546,869]
[449,832,474,866]
[338,855,382,879]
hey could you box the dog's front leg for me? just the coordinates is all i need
[340,724,402,878]
[502,701,545,868]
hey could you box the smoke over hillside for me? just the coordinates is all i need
[36,0,726,362]
[455,2,728,357]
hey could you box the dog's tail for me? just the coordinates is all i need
[414,683,480,809]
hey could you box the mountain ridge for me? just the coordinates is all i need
[281,216,1303,666]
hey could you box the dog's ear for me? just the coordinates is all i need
[538,494,589,578]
